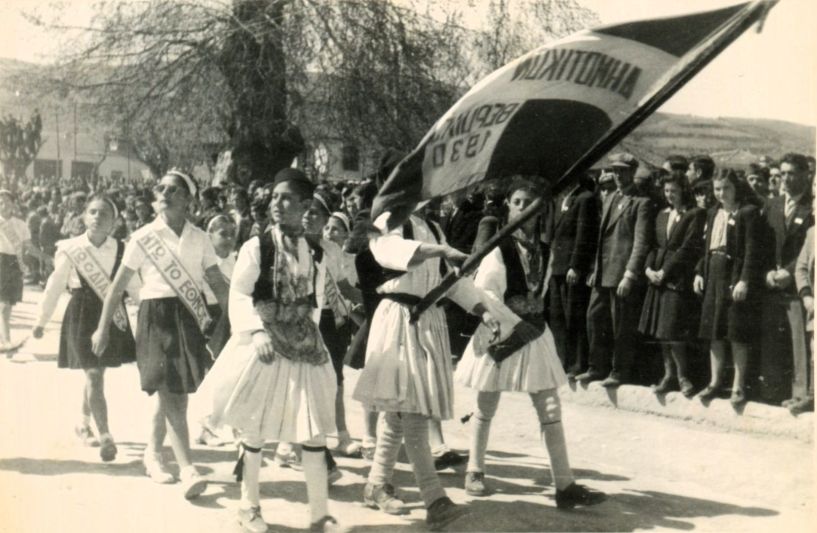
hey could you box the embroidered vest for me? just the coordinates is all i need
[252,230,323,305]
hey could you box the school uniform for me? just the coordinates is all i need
[638,206,706,341]
[759,194,813,402]
[37,234,137,369]
[0,215,29,304]
[456,236,566,392]
[545,185,598,373]
[697,204,765,343]
[122,217,219,395]
[202,226,336,444]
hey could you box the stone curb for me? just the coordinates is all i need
[560,381,814,443]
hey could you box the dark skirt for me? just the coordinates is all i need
[59,287,136,369]
[638,284,699,341]
[698,253,759,343]
[0,253,23,304]
[136,298,211,394]
[319,309,352,385]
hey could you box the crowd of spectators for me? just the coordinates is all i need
[2,149,815,415]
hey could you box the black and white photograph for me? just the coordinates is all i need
[0,0,814,532]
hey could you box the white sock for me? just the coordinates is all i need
[240,449,262,509]
[81,415,91,428]
[302,449,328,522]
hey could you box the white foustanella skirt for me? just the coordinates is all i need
[197,332,337,444]
[353,300,455,420]
[455,315,567,393]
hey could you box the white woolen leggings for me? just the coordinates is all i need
[239,433,329,522]
[466,389,575,490]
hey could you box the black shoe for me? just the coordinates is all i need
[697,384,719,401]
[363,483,408,515]
[652,376,674,394]
[434,450,467,471]
[555,482,606,510]
[565,365,583,381]
[575,371,605,384]
[730,388,747,406]
[781,397,800,408]
[464,471,487,496]
[600,373,624,388]
[426,497,469,531]
[788,397,813,415]
[679,378,696,398]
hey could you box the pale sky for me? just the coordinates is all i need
[1,0,814,126]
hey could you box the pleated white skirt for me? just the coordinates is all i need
[197,332,337,443]
[455,320,567,393]
[352,301,454,420]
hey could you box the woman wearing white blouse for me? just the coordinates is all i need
[92,171,228,500]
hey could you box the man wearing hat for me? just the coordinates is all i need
[0,189,32,351]
[578,153,653,388]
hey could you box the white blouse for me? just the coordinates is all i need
[369,213,482,313]
[122,217,219,301]
[36,234,141,328]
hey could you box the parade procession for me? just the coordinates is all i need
[0,1,814,532]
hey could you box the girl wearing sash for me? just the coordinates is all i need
[32,195,137,461]
[92,171,228,500]
[0,190,30,351]
[201,169,343,533]
[455,178,606,509]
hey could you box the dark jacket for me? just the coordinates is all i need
[548,186,598,277]
[697,204,766,290]
[443,200,483,253]
[764,194,813,289]
[645,207,706,291]
[592,186,653,288]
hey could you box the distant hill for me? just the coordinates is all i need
[619,112,815,168]
[1,56,814,172]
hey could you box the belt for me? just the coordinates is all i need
[381,292,423,306]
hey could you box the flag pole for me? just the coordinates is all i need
[409,0,776,323]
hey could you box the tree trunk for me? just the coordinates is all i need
[221,0,304,186]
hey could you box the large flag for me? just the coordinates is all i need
[372,0,776,225]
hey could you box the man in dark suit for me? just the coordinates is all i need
[546,174,599,378]
[760,153,814,405]
[577,153,653,388]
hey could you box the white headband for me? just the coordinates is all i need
[329,211,351,233]
[164,170,197,197]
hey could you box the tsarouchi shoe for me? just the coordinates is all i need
[555,482,606,510]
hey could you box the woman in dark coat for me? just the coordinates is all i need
[694,169,766,405]
[639,171,706,397]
